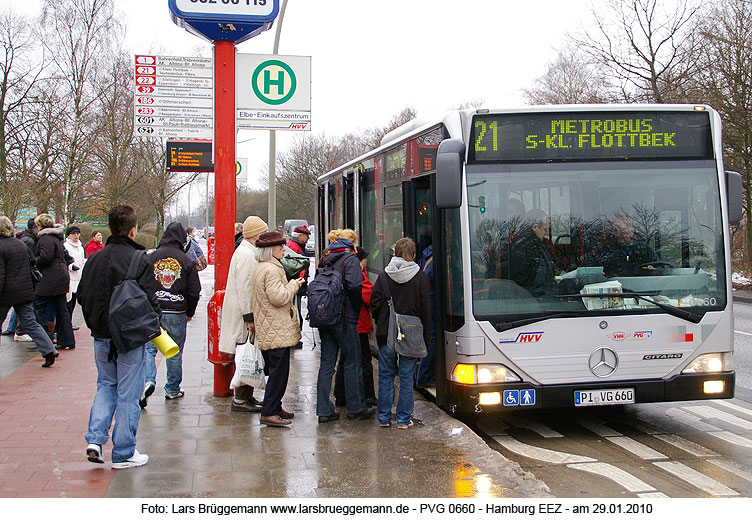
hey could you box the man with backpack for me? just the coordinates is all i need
[78,205,161,469]
[311,229,373,423]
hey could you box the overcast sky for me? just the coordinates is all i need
[2,0,593,201]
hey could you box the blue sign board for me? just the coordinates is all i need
[503,390,519,407]
[168,0,279,44]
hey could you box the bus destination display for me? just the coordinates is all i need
[471,111,712,162]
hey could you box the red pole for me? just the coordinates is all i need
[213,40,236,290]
[210,40,236,397]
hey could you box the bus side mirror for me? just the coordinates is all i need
[725,171,743,224]
[436,139,465,209]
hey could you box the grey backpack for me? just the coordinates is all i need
[385,277,427,358]
[109,250,161,354]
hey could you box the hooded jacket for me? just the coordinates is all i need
[149,222,201,317]
[78,235,161,339]
[370,256,431,348]
[321,239,362,325]
[35,224,71,297]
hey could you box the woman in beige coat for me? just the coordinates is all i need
[252,231,304,427]
[219,216,268,412]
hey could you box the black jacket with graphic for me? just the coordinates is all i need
[149,222,201,317]
[78,235,161,339]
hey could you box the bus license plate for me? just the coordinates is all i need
[574,388,635,407]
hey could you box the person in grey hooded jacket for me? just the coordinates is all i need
[370,237,431,428]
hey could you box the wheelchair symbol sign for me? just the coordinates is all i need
[503,390,519,406]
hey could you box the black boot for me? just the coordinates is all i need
[42,351,59,368]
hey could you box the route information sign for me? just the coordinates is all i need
[134,55,213,140]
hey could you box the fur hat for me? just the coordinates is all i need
[255,231,286,247]
[243,216,268,239]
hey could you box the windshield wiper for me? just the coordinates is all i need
[494,311,590,333]
[557,292,703,324]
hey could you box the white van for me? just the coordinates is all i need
[283,219,308,238]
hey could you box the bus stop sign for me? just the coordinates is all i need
[168,0,279,44]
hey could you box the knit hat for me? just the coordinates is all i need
[293,225,311,235]
[255,231,286,247]
[66,226,81,236]
[243,216,268,239]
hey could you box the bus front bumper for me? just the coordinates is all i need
[445,372,735,413]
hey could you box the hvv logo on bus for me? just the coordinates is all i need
[500,332,544,344]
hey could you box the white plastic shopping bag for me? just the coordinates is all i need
[229,335,266,390]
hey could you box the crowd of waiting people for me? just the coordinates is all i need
[1,206,435,469]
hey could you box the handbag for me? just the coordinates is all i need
[195,254,208,271]
[30,264,43,284]
[229,334,267,390]
[280,246,310,281]
[385,278,427,359]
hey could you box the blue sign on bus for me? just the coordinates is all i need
[168,0,279,44]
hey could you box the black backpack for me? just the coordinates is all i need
[109,250,161,354]
[307,264,345,328]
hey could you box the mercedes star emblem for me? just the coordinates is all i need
[589,347,619,377]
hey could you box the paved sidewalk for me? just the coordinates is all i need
[0,267,549,499]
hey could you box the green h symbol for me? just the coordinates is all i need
[264,69,285,96]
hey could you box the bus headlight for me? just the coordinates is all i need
[452,363,521,384]
[682,353,733,374]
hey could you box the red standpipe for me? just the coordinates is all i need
[209,40,236,397]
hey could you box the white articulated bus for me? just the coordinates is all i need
[315,105,742,413]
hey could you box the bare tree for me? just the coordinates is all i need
[524,46,614,105]
[41,0,120,223]
[0,9,44,221]
[695,0,752,265]
[90,49,142,213]
[571,0,702,103]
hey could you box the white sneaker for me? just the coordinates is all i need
[86,444,104,464]
[111,449,149,470]
[14,334,33,342]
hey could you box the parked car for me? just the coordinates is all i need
[305,225,315,256]
[283,219,308,238]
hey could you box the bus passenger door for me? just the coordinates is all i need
[404,176,433,259]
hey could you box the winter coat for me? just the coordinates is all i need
[357,269,373,334]
[149,222,201,317]
[320,239,362,325]
[186,236,203,262]
[35,225,71,297]
[286,237,305,255]
[20,229,37,255]
[64,238,86,295]
[85,239,104,258]
[77,236,161,339]
[371,256,432,348]
[218,239,258,353]
[0,235,35,307]
[251,258,300,351]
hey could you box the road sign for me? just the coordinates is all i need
[168,0,279,44]
[134,54,214,140]
[167,140,214,172]
[236,54,311,131]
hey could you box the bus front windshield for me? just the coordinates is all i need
[467,160,726,324]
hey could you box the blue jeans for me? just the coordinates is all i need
[145,312,186,395]
[4,308,17,333]
[85,338,145,463]
[316,321,364,416]
[378,344,418,426]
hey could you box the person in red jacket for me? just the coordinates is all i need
[85,231,104,257]
[333,246,376,407]
[285,225,310,254]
